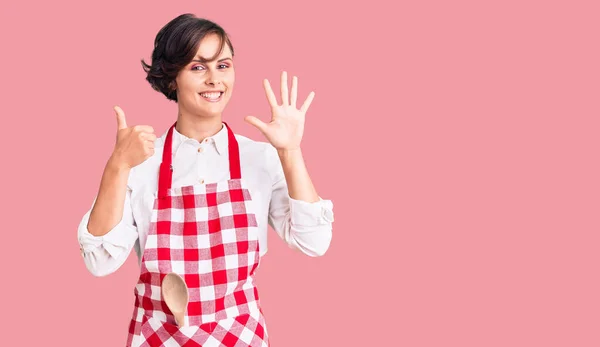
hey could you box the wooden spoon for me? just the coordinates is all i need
[162,272,189,327]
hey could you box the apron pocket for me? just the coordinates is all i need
[135,311,267,346]
[139,314,210,344]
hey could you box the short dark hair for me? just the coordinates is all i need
[141,13,234,102]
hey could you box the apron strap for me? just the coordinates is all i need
[158,121,241,199]
[225,122,241,180]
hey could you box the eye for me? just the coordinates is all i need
[218,64,230,69]
[192,65,205,71]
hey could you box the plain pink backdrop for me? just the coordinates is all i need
[1,0,599,346]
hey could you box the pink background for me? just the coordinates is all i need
[1,0,599,346]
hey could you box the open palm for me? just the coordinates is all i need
[245,71,315,150]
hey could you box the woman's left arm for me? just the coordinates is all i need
[277,148,318,203]
[266,145,334,256]
[245,71,335,256]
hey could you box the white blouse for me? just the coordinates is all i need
[77,123,335,277]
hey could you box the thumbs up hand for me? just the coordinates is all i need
[111,106,156,169]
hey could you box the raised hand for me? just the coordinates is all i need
[111,106,156,169]
[245,71,315,150]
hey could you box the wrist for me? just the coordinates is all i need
[277,147,302,156]
[107,153,131,171]
[277,147,304,166]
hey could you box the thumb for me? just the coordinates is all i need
[114,106,127,130]
[244,116,268,133]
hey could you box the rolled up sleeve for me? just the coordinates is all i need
[267,144,335,257]
[77,184,139,277]
[289,196,335,227]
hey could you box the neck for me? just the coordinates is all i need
[175,109,223,143]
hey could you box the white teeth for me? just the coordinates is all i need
[200,92,222,99]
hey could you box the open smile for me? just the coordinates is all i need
[199,91,224,102]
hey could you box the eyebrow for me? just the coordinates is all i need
[191,56,233,63]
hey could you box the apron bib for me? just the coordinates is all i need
[126,122,269,347]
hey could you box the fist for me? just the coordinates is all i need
[111,106,156,169]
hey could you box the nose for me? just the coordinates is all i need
[206,79,221,86]
[205,71,222,86]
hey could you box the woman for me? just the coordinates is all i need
[77,13,335,347]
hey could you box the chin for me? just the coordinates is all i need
[197,107,225,118]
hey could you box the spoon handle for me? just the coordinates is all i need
[174,311,185,327]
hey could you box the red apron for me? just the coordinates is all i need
[126,122,269,346]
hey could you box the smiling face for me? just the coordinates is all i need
[174,33,235,118]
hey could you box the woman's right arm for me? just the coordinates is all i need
[87,156,133,238]
[77,156,139,277]
[77,106,156,277]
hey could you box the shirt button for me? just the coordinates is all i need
[197,147,203,153]
[204,139,209,143]
[200,179,205,184]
